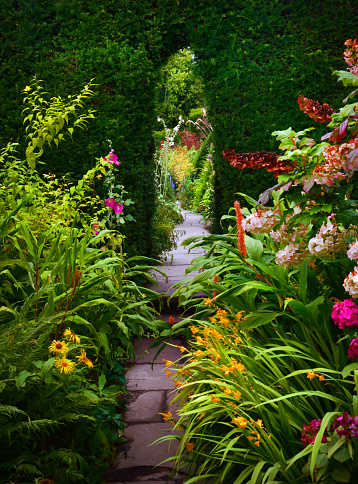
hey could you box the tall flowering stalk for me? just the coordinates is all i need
[234,201,246,257]
[155,116,184,198]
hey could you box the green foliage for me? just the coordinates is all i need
[154,48,206,128]
[0,86,162,482]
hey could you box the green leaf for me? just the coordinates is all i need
[15,370,31,389]
[240,310,279,330]
[98,373,106,390]
[332,465,351,482]
[333,447,352,463]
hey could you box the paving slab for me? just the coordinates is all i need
[131,338,186,364]
[126,391,165,422]
[126,364,179,391]
[114,423,181,469]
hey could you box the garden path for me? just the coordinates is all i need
[105,210,209,484]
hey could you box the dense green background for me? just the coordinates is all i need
[1,0,357,248]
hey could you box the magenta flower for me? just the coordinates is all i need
[105,198,124,214]
[331,299,358,330]
[92,222,100,235]
[301,419,327,445]
[104,149,120,166]
[348,338,358,360]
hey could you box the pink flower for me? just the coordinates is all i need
[331,299,358,330]
[105,198,124,214]
[347,240,358,261]
[301,419,327,445]
[104,149,120,166]
[348,338,358,359]
[92,222,100,235]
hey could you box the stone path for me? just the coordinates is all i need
[105,210,209,484]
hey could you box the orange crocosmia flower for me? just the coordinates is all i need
[190,325,200,334]
[211,395,220,403]
[177,345,188,353]
[318,374,326,381]
[307,370,318,380]
[224,387,233,396]
[232,417,248,429]
[165,370,173,378]
[195,350,205,358]
[163,359,174,367]
[186,442,195,452]
[204,298,212,307]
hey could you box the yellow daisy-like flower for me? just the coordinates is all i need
[48,340,69,355]
[63,328,81,344]
[76,349,94,368]
[54,356,76,374]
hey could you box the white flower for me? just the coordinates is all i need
[344,267,358,297]
[347,240,358,261]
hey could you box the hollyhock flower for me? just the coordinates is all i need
[105,198,124,214]
[104,149,120,166]
[331,299,358,330]
[343,267,358,297]
[347,240,358,261]
[348,338,358,360]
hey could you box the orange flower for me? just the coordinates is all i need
[169,315,175,325]
[76,349,94,368]
[307,370,318,380]
[211,395,220,403]
[186,442,195,452]
[232,416,248,429]
[234,201,247,257]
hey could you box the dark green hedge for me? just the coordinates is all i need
[1,0,357,246]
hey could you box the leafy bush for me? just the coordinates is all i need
[0,85,162,482]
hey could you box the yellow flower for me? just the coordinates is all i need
[76,349,94,368]
[159,411,173,422]
[49,340,69,355]
[186,442,195,452]
[233,390,242,399]
[224,387,233,396]
[319,374,326,382]
[24,86,31,92]
[175,380,184,388]
[54,356,76,374]
[165,370,173,378]
[63,328,80,344]
[163,358,174,367]
[234,336,242,344]
[190,325,200,334]
[177,345,188,353]
[204,298,212,307]
[232,416,248,429]
[211,395,220,403]
[194,350,205,358]
[307,370,318,380]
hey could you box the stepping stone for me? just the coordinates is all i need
[113,423,181,469]
[126,391,165,422]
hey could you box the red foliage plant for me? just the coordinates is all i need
[297,95,334,123]
[178,129,201,150]
[222,149,295,178]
